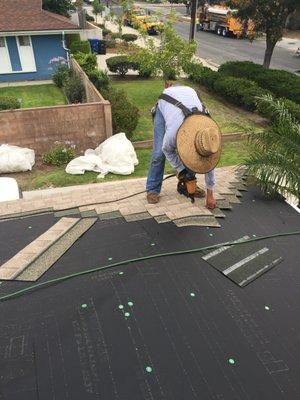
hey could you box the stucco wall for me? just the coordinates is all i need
[0,34,66,82]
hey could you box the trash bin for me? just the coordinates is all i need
[88,38,100,54]
[98,40,107,55]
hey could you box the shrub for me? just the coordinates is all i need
[0,96,20,111]
[106,39,116,48]
[85,13,95,22]
[87,69,110,91]
[63,74,85,103]
[198,67,219,91]
[70,40,91,55]
[52,64,72,88]
[102,87,139,138]
[283,99,300,122]
[74,52,97,74]
[43,146,75,166]
[121,33,138,42]
[106,56,137,76]
[66,33,81,48]
[213,76,270,111]
[219,61,300,103]
[183,61,204,82]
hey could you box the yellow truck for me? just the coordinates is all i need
[197,5,253,38]
[123,7,147,27]
[134,15,164,35]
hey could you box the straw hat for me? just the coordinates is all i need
[176,114,221,174]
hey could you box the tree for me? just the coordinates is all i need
[130,16,197,81]
[43,0,75,17]
[92,0,105,23]
[245,95,300,203]
[228,0,297,68]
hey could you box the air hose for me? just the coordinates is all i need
[0,231,299,303]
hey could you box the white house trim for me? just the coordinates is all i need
[0,37,12,74]
[0,30,80,37]
[16,35,37,73]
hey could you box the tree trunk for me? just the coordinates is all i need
[263,35,277,68]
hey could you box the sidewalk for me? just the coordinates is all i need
[0,167,247,228]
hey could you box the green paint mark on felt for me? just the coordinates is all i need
[119,271,124,275]
[118,305,124,310]
[190,292,196,297]
[81,303,88,309]
[228,358,235,365]
[108,257,113,261]
[128,301,134,307]
[145,366,152,373]
[264,305,270,311]
[124,312,130,317]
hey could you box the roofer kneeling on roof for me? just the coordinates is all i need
[146,82,221,209]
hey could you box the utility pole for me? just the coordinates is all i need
[189,0,197,42]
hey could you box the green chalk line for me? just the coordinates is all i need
[0,231,299,303]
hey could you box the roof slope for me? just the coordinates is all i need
[0,0,78,33]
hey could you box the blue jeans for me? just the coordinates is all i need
[146,108,215,194]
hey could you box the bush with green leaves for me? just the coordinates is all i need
[121,33,138,42]
[74,52,97,74]
[66,33,81,48]
[52,64,72,88]
[87,69,110,91]
[100,27,112,37]
[63,74,85,103]
[106,56,137,76]
[85,13,95,22]
[219,61,300,103]
[110,32,122,39]
[0,96,20,111]
[183,60,204,82]
[245,95,300,202]
[70,40,91,55]
[102,87,139,138]
[43,146,75,166]
[213,76,270,111]
[197,67,219,91]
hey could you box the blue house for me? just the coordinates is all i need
[0,0,79,82]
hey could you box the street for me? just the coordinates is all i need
[133,3,300,73]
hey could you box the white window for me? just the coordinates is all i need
[17,35,36,72]
[0,37,12,74]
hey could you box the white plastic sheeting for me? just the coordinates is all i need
[0,177,20,202]
[66,133,139,177]
[0,144,35,173]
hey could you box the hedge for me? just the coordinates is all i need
[213,76,270,111]
[106,56,137,76]
[218,61,300,104]
[70,40,91,55]
[121,33,138,42]
[0,96,20,111]
[87,69,110,91]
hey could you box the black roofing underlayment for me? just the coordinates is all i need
[0,186,299,400]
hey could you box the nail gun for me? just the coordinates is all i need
[177,170,197,203]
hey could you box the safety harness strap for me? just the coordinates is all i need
[158,93,210,117]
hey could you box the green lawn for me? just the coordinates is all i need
[16,142,247,191]
[0,84,66,108]
[112,78,265,141]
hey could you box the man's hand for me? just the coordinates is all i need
[206,189,217,210]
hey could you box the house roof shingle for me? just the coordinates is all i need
[0,0,79,33]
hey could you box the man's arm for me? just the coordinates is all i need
[162,127,185,173]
